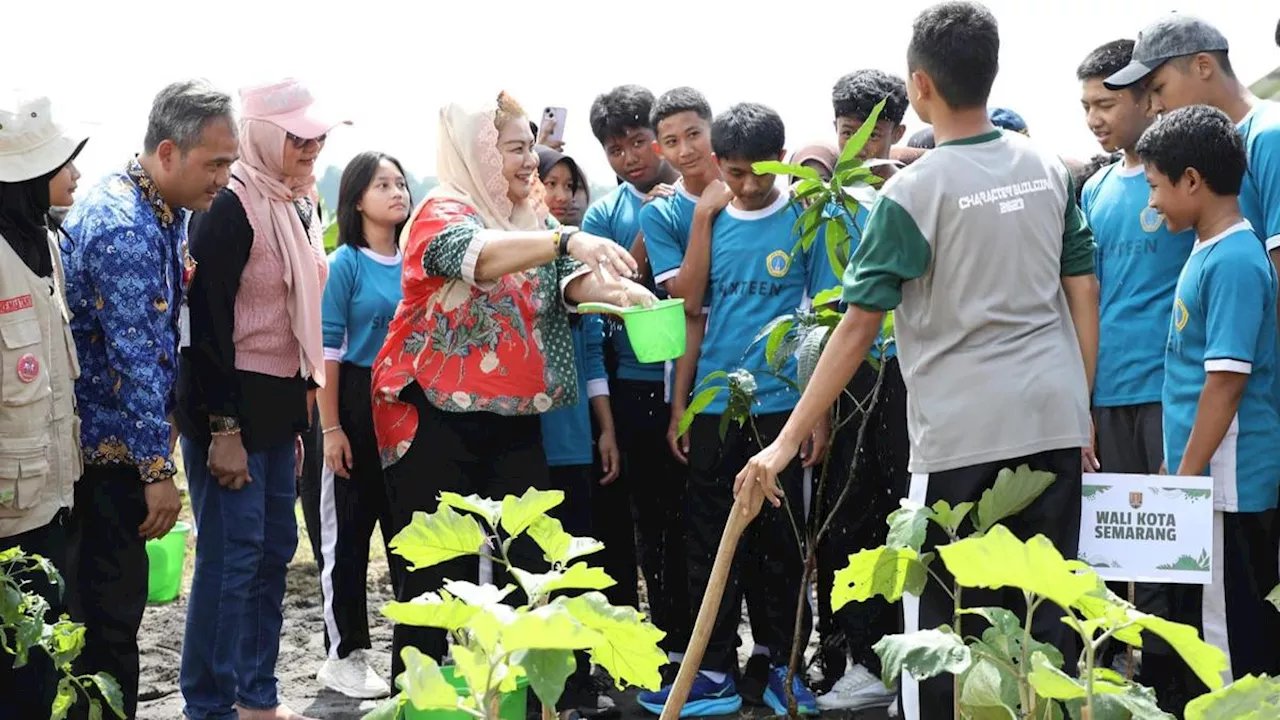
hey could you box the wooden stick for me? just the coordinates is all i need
[660,488,765,720]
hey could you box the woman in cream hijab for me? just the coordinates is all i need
[372,91,654,680]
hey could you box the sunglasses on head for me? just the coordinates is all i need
[286,132,327,149]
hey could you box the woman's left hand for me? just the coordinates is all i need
[566,232,639,282]
[606,278,658,309]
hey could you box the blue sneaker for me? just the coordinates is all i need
[762,666,818,716]
[636,672,743,717]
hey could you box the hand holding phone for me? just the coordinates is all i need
[540,106,567,149]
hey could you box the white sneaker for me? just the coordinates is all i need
[815,664,895,711]
[316,649,392,699]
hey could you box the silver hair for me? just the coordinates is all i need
[143,80,235,154]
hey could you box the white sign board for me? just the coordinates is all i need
[1077,473,1213,585]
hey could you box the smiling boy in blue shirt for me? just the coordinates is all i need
[1137,104,1280,708]
[637,102,823,718]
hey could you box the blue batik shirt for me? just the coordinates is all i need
[62,159,188,483]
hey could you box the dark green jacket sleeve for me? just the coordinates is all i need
[1061,174,1097,277]
[841,197,931,312]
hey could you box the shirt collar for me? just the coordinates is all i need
[126,157,179,229]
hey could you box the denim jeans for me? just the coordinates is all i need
[179,436,298,720]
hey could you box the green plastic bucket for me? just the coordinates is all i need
[145,521,191,603]
[580,297,685,363]
[402,665,528,720]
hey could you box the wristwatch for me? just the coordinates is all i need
[209,415,241,436]
[555,225,579,257]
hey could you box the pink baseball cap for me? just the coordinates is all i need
[239,78,350,139]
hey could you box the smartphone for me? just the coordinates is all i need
[541,107,567,144]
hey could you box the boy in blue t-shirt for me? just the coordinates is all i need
[1077,39,1198,710]
[636,87,780,707]
[579,84,691,667]
[809,69,909,714]
[637,102,822,718]
[1079,39,1196,474]
[1137,104,1280,703]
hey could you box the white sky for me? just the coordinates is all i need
[8,0,1277,191]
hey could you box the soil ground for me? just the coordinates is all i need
[134,464,891,720]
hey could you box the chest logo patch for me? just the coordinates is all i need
[16,353,39,383]
[1173,297,1189,332]
[1140,206,1165,233]
[766,250,791,278]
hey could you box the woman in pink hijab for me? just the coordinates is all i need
[175,78,343,720]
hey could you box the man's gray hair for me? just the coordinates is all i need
[143,80,235,154]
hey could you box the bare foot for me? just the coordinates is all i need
[235,705,317,720]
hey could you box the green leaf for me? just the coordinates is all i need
[88,698,103,720]
[794,202,826,252]
[526,515,605,565]
[89,672,125,719]
[438,492,504,528]
[873,627,971,689]
[390,506,487,571]
[503,604,603,651]
[512,563,616,601]
[796,326,831,391]
[764,317,797,368]
[680,386,723,436]
[381,590,480,630]
[938,525,1099,610]
[825,217,850,277]
[695,370,729,389]
[522,649,577,710]
[45,618,86,669]
[930,499,975,537]
[1028,651,1086,699]
[813,286,843,308]
[754,160,819,180]
[362,694,406,720]
[323,220,340,253]
[501,487,565,538]
[51,678,74,720]
[831,546,927,611]
[562,592,668,691]
[885,500,933,552]
[1091,684,1175,719]
[752,314,796,349]
[1131,613,1228,691]
[1267,584,1280,612]
[1186,674,1280,720]
[958,658,1018,720]
[399,647,462,711]
[975,465,1057,535]
[834,98,888,174]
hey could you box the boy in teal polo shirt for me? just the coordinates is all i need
[581,85,690,664]
[1137,104,1280,711]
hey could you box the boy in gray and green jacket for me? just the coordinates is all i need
[735,4,1098,719]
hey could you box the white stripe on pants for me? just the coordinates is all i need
[318,463,343,660]
[900,472,930,720]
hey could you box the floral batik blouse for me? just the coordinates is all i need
[372,198,589,468]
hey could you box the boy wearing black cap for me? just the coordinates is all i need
[1105,13,1280,276]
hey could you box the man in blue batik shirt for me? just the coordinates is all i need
[1137,105,1280,710]
[61,80,238,719]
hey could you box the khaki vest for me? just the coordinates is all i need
[0,231,81,538]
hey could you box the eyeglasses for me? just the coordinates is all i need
[286,132,327,149]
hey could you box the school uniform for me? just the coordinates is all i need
[639,181,771,671]
[1157,220,1280,712]
[1079,160,1196,704]
[682,191,819,679]
[842,129,1095,720]
[810,203,910,689]
[315,244,403,661]
[1238,100,1280,256]
[583,185,690,653]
